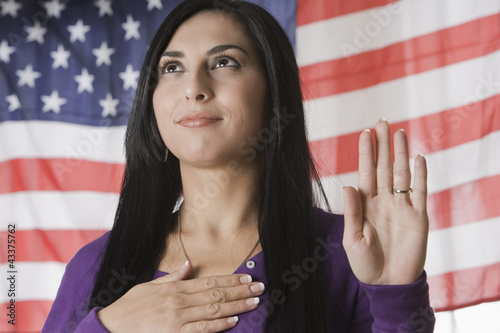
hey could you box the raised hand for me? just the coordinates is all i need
[97,261,264,332]
[342,119,429,285]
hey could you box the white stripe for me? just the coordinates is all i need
[435,301,500,333]
[0,120,126,163]
[296,0,500,66]
[0,191,118,230]
[305,50,500,142]
[425,130,500,194]
[1,262,65,303]
[319,130,500,196]
[425,216,500,277]
[4,229,500,303]
[5,219,500,302]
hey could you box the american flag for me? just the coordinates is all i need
[0,0,499,331]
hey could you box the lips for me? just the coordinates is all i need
[177,112,223,128]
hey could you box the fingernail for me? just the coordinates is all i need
[397,128,405,132]
[250,282,265,293]
[363,128,370,133]
[240,275,252,284]
[246,297,260,305]
[227,316,239,324]
[418,153,425,158]
[379,117,387,122]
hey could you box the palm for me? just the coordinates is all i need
[342,120,429,285]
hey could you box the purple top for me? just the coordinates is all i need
[42,209,435,332]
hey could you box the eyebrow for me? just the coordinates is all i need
[161,44,249,58]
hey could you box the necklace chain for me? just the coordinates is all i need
[177,212,260,279]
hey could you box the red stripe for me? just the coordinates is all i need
[3,265,499,324]
[0,229,107,263]
[0,300,52,333]
[2,178,497,263]
[299,13,500,100]
[1,268,498,328]
[428,175,500,231]
[310,93,500,177]
[0,158,124,194]
[297,0,399,27]
[429,262,500,312]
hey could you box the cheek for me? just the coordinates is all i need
[243,78,267,129]
[152,89,175,143]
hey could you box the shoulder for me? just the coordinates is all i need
[313,206,344,240]
[311,207,348,269]
[64,231,110,283]
[42,233,111,332]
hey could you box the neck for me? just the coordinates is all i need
[178,160,261,240]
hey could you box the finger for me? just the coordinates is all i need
[412,154,428,214]
[181,296,260,324]
[357,129,376,198]
[150,260,192,284]
[375,119,393,193]
[342,186,364,245]
[393,129,411,201]
[168,274,254,294]
[180,316,239,333]
[186,281,265,307]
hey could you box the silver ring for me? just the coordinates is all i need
[393,186,412,194]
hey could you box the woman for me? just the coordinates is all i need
[43,0,435,332]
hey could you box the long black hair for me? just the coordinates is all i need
[89,1,330,331]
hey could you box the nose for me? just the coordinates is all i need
[184,68,213,102]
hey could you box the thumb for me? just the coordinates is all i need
[150,260,192,284]
[342,186,364,245]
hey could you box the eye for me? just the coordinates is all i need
[213,56,240,69]
[160,61,183,74]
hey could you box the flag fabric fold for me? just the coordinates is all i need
[1,0,499,331]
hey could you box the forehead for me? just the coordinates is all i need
[165,11,254,52]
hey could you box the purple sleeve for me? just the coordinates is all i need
[314,208,435,333]
[72,308,108,333]
[358,271,436,333]
[41,232,111,333]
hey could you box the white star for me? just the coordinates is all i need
[0,40,15,63]
[50,44,71,69]
[0,0,22,18]
[121,15,140,41]
[6,94,20,112]
[42,0,66,18]
[41,90,67,113]
[94,0,113,17]
[92,41,115,66]
[75,68,95,93]
[67,19,91,43]
[24,21,47,44]
[99,92,119,117]
[119,64,140,90]
[146,0,162,11]
[16,64,41,88]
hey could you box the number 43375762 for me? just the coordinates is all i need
[7,224,16,268]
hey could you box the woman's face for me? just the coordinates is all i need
[153,11,268,168]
